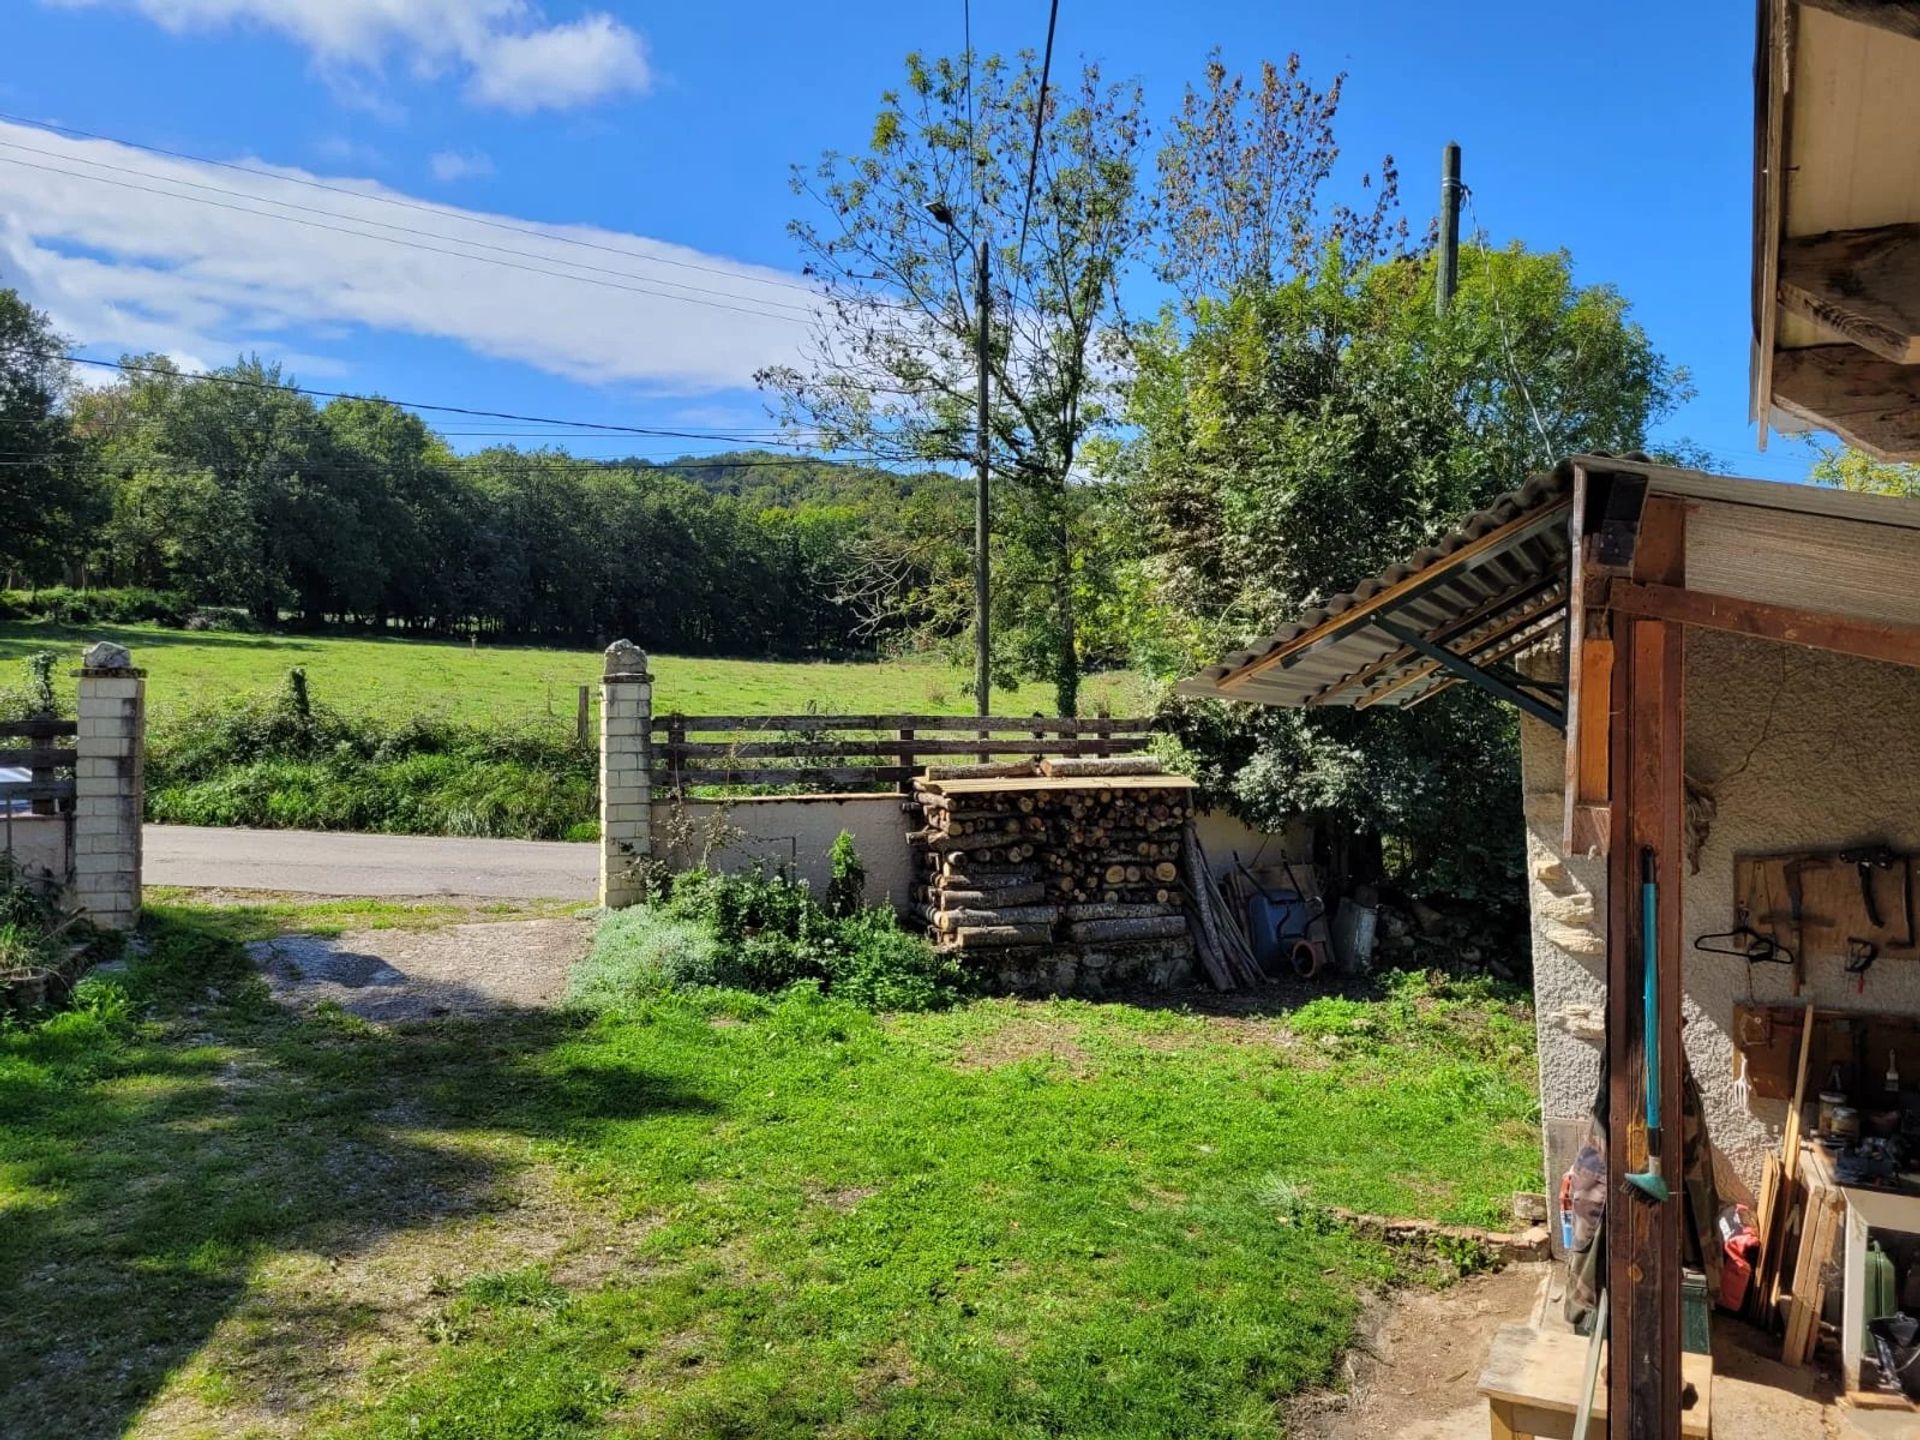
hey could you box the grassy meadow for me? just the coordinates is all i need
[0,621,1153,726]
[0,900,1542,1440]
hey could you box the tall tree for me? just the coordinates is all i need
[0,285,90,584]
[760,49,1151,713]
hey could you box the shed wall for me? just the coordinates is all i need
[1526,628,1920,1198]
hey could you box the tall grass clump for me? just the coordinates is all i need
[146,667,596,840]
[573,834,966,1013]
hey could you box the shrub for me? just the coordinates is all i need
[593,863,966,1013]
[568,909,720,1009]
[825,830,865,918]
[145,669,596,840]
[0,586,192,628]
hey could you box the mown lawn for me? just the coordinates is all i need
[0,621,1150,725]
[0,904,1540,1439]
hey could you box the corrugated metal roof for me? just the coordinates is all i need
[1177,468,1573,708]
[1178,456,1920,710]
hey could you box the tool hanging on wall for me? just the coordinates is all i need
[1627,848,1671,1204]
[1847,937,1878,995]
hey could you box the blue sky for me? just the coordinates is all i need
[1,0,1813,478]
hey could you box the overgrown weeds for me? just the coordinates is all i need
[577,839,968,1013]
[146,667,596,840]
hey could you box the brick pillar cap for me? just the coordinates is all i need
[603,639,651,681]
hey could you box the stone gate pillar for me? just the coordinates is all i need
[73,640,145,930]
[598,640,653,909]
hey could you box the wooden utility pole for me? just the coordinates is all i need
[974,237,992,717]
[1438,141,1462,315]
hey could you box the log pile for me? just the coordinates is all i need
[912,772,1203,994]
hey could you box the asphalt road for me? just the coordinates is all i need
[145,825,597,900]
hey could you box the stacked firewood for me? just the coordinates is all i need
[910,771,1201,992]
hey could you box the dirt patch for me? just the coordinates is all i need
[951,1017,1095,1078]
[1288,1262,1547,1440]
[250,917,593,1021]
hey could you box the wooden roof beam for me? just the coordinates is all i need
[1798,0,1920,42]
[1779,224,1920,365]
[1771,344,1920,461]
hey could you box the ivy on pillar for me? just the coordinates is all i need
[599,640,653,910]
[72,640,145,931]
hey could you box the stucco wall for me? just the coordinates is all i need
[653,794,917,909]
[1525,628,1920,1198]
[2,815,72,893]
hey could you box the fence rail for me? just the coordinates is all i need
[649,713,1156,794]
[0,716,80,815]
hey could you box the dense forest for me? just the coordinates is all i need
[0,334,972,657]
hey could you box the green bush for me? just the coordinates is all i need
[581,860,967,1013]
[145,669,595,840]
[0,586,192,628]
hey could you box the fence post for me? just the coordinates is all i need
[71,640,144,931]
[598,640,653,911]
[897,726,916,796]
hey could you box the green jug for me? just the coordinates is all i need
[1866,1240,1899,1325]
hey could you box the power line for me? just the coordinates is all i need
[0,112,824,298]
[11,347,850,448]
[0,137,821,316]
[1013,0,1062,279]
[0,153,817,326]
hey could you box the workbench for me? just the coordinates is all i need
[1476,1323,1712,1439]
[1802,1144,1920,1410]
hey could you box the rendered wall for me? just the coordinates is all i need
[2,815,71,892]
[1525,627,1920,1198]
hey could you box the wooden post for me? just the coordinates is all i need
[897,726,916,796]
[28,727,54,818]
[576,685,590,747]
[1605,496,1686,1440]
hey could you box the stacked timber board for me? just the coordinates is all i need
[912,772,1199,994]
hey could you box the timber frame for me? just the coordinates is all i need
[1751,0,1920,459]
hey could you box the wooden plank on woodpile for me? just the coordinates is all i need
[1772,344,1920,463]
[1040,757,1165,778]
[1065,916,1188,944]
[922,762,1039,781]
[661,738,1153,760]
[1062,902,1178,921]
[928,905,1062,930]
[923,884,1048,908]
[1779,223,1920,365]
[948,924,1054,949]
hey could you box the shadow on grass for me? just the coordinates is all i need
[0,931,713,1440]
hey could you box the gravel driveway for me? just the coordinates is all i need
[249,917,594,1021]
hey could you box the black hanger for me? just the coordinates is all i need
[1694,925,1793,966]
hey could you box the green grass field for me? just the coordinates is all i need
[0,903,1541,1440]
[0,621,1152,725]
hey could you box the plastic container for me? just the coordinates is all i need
[1246,890,1311,972]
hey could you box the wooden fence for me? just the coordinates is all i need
[0,716,79,816]
[649,713,1156,794]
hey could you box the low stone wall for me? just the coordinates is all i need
[2,814,70,890]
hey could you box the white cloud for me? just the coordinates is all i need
[42,1,652,112]
[467,15,649,113]
[429,148,494,182]
[0,120,817,395]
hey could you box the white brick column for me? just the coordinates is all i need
[599,640,653,910]
[72,640,145,930]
